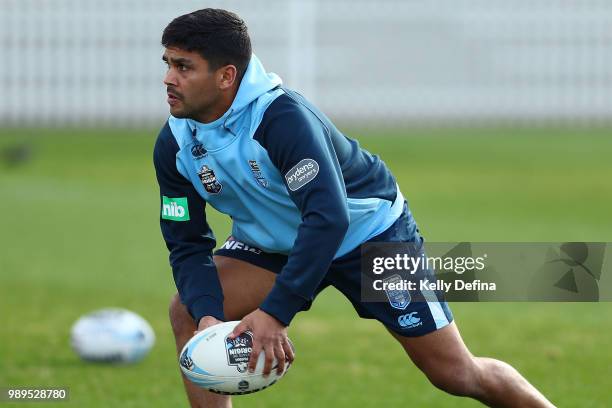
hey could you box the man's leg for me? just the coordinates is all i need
[388,321,556,408]
[169,255,277,408]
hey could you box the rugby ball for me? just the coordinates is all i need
[179,321,293,395]
[70,308,155,363]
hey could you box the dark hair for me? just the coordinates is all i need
[162,8,252,81]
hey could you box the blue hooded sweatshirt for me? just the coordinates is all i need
[154,55,404,325]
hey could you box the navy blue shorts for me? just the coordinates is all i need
[214,203,453,337]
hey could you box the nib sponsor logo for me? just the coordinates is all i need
[161,196,190,221]
[163,202,185,218]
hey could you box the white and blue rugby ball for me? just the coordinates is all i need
[179,321,293,395]
[70,308,155,363]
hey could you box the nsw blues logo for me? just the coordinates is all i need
[248,160,268,188]
[383,274,411,310]
[198,165,223,194]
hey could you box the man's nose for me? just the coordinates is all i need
[163,69,177,86]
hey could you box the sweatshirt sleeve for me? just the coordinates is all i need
[153,122,225,323]
[254,96,350,326]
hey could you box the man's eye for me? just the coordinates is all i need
[178,65,188,72]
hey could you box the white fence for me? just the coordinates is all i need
[1,0,611,126]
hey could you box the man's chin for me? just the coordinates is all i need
[169,107,190,119]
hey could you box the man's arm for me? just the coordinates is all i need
[230,93,349,376]
[153,122,225,323]
[255,94,351,325]
[232,96,349,375]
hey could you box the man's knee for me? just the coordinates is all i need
[419,354,480,397]
[169,293,196,338]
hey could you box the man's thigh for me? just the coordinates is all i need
[213,255,276,320]
[170,256,276,330]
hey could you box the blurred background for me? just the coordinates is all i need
[2,0,612,126]
[1,1,611,407]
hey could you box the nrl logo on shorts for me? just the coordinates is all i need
[248,160,268,188]
[225,332,253,373]
[198,165,223,194]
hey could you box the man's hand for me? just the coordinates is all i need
[230,309,294,377]
[195,315,223,334]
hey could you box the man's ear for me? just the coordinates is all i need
[218,65,238,91]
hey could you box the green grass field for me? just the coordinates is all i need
[1,127,611,407]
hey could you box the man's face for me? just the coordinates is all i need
[162,47,220,120]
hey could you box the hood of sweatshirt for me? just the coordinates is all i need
[168,54,283,152]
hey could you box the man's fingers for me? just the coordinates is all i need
[262,344,275,377]
[248,342,262,373]
[198,316,221,332]
[230,320,248,339]
[282,338,295,364]
[274,341,286,375]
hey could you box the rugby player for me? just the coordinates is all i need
[154,8,555,408]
